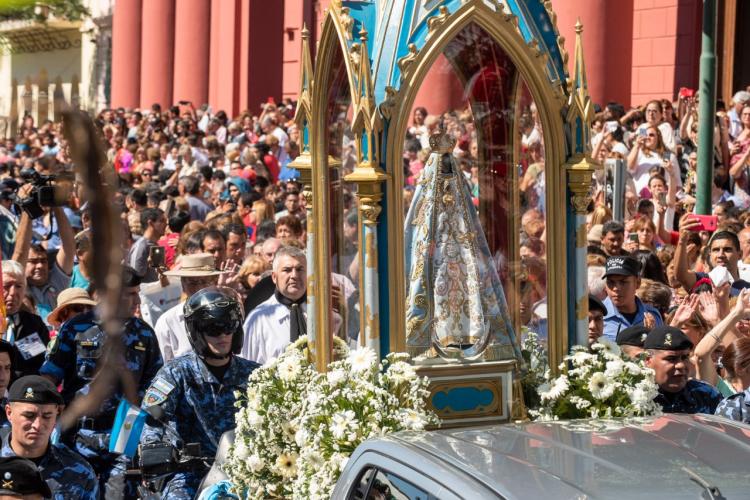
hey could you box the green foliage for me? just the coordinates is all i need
[0,0,90,23]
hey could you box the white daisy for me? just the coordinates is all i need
[400,409,427,430]
[275,452,298,478]
[594,337,622,358]
[277,357,301,382]
[588,372,615,400]
[331,410,356,439]
[348,348,377,373]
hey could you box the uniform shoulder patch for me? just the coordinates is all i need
[143,379,175,407]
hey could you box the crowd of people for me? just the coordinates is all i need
[0,80,748,498]
[0,99,319,498]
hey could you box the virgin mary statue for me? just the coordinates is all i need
[404,132,522,363]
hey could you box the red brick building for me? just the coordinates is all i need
[110,0,749,114]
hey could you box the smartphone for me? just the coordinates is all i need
[605,121,619,134]
[149,245,165,268]
[658,192,667,205]
[692,214,718,232]
[629,233,638,242]
[639,128,647,138]
[663,151,672,162]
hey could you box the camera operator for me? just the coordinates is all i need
[139,287,258,499]
[11,182,75,326]
[0,178,20,260]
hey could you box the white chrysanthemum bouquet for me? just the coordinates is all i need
[531,338,662,421]
[224,336,438,499]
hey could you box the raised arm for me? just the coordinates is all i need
[53,206,75,274]
[674,212,702,292]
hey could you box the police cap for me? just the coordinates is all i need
[0,456,52,498]
[8,375,63,405]
[643,326,693,351]
[616,325,650,347]
[604,256,641,278]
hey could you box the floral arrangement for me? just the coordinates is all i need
[519,329,548,410]
[224,336,438,499]
[531,338,662,421]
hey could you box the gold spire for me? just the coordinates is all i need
[565,19,594,157]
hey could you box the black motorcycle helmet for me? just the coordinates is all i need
[183,287,244,359]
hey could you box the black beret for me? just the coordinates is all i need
[0,457,51,498]
[8,375,63,405]
[589,294,607,315]
[604,256,641,278]
[616,325,649,347]
[643,326,693,351]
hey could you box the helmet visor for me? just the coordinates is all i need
[193,314,241,337]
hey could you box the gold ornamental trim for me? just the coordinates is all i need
[385,0,569,370]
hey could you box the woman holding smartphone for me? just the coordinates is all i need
[627,125,681,195]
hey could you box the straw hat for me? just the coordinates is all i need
[47,288,97,327]
[163,253,221,277]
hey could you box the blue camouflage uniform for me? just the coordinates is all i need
[1,432,99,499]
[715,387,750,423]
[39,310,163,498]
[140,352,258,499]
[655,379,723,414]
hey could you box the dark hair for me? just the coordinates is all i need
[168,211,191,233]
[140,207,164,229]
[710,230,740,251]
[285,189,300,200]
[201,228,225,248]
[199,165,213,182]
[257,220,277,241]
[633,249,668,285]
[130,189,147,207]
[636,199,654,214]
[223,223,247,241]
[602,220,625,236]
[240,192,260,207]
[147,190,166,207]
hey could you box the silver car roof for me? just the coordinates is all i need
[366,414,750,499]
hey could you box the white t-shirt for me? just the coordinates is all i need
[630,150,680,194]
[241,294,306,365]
[154,301,191,363]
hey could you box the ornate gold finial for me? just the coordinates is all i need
[301,23,310,40]
[429,132,456,154]
[359,26,368,43]
[575,18,583,35]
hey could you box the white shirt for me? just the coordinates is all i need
[154,301,192,362]
[241,294,305,365]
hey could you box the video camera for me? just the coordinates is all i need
[16,168,74,219]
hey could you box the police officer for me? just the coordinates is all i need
[1,376,97,499]
[0,341,14,430]
[0,456,52,499]
[715,387,750,423]
[139,287,259,499]
[616,325,649,359]
[39,267,163,498]
[644,326,722,413]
